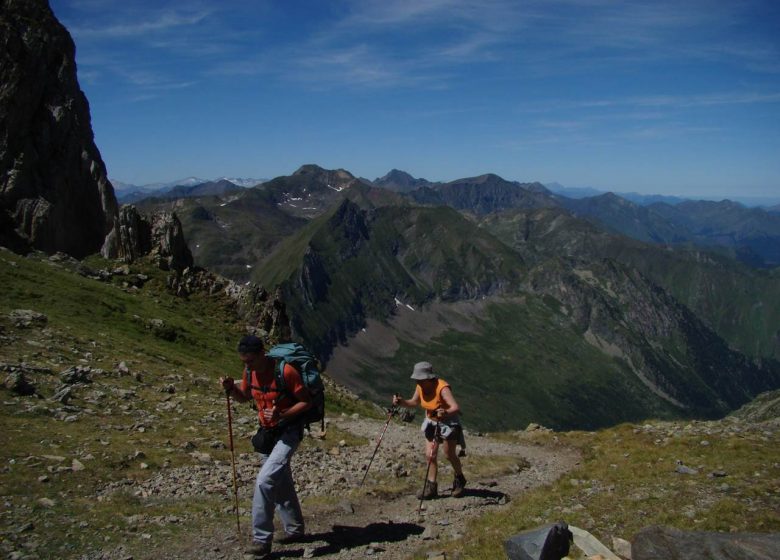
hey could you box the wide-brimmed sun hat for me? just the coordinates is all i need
[411,361,436,380]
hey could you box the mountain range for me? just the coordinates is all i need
[3,5,780,558]
[2,0,779,432]
[113,176,266,204]
[127,164,780,430]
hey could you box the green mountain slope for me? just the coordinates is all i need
[255,200,525,362]
[480,207,780,360]
[254,202,780,431]
[560,195,780,267]
[338,296,683,431]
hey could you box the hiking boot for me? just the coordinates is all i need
[452,474,467,498]
[246,541,271,558]
[275,531,306,544]
[416,480,438,500]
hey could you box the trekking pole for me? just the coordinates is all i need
[417,421,442,515]
[360,402,399,487]
[225,388,242,541]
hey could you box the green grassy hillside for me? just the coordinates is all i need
[349,297,681,432]
[0,248,374,559]
[445,417,779,558]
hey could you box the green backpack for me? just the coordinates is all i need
[251,342,325,431]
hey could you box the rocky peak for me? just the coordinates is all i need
[374,169,434,192]
[0,0,122,258]
[115,206,192,272]
[379,169,416,183]
[291,164,355,189]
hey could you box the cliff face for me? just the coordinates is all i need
[0,0,121,258]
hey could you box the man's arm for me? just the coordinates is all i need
[219,375,251,403]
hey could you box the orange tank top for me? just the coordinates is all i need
[415,378,450,419]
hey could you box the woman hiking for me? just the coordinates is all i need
[392,361,467,499]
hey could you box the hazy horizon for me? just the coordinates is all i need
[50,0,780,201]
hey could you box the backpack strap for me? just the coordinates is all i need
[244,364,287,405]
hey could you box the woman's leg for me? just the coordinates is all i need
[425,438,439,482]
[442,439,463,476]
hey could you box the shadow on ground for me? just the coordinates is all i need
[275,522,425,557]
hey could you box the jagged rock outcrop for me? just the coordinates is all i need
[0,0,122,258]
[327,200,369,260]
[116,206,152,263]
[148,211,193,271]
[166,268,291,341]
[298,247,330,307]
[114,206,192,271]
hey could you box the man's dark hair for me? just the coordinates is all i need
[237,335,264,354]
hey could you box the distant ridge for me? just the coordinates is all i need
[545,181,780,208]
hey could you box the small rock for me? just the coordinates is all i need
[50,386,72,404]
[674,461,698,475]
[9,309,47,328]
[339,501,355,514]
[38,498,56,507]
[71,459,85,472]
[612,536,632,559]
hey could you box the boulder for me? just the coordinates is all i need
[632,525,780,560]
[504,522,572,560]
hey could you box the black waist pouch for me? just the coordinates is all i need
[251,426,281,454]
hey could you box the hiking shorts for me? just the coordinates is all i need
[422,417,461,443]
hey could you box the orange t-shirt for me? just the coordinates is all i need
[415,378,451,419]
[241,362,304,428]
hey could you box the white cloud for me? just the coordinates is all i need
[69,8,213,39]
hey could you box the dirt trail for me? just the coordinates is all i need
[160,415,580,560]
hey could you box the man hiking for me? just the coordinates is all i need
[392,361,467,499]
[220,335,312,558]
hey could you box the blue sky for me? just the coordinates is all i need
[50,0,780,200]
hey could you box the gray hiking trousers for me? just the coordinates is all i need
[251,424,304,544]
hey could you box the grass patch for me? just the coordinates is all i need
[438,422,780,558]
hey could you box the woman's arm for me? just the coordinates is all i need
[437,386,460,419]
[393,389,421,408]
